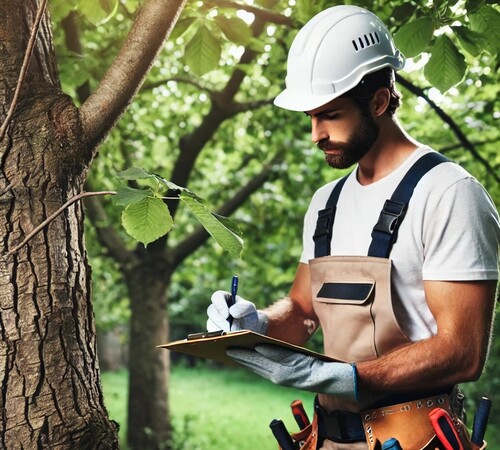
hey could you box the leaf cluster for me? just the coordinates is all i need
[115,167,243,256]
[393,2,499,91]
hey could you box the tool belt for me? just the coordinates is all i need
[279,392,487,450]
[361,392,482,450]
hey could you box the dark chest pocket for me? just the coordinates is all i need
[316,281,375,305]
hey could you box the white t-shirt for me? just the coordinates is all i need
[300,146,500,341]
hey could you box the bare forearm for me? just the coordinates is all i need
[358,280,496,394]
[357,334,486,393]
[263,297,318,345]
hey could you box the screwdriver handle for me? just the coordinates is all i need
[269,419,297,450]
[382,438,403,450]
[471,397,491,446]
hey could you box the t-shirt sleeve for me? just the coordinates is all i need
[299,195,320,264]
[422,177,500,281]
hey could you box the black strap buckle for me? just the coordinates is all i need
[313,207,335,258]
[372,200,407,235]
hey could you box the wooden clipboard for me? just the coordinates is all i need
[158,330,340,365]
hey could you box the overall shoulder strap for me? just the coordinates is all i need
[313,174,350,258]
[368,152,449,258]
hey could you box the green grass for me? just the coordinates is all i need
[102,365,499,449]
[102,364,315,449]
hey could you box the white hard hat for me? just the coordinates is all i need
[274,5,405,112]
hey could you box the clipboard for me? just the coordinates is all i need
[158,330,341,365]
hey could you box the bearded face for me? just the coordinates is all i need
[317,107,380,169]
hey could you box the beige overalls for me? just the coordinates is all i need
[291,154,477,450]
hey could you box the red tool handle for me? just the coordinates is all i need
[428,408,464,450]
[291,399,310,429]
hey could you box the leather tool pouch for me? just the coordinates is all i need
[361,393,476,450]
[280,413,319,450]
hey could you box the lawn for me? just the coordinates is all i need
[102,363,315,449]
[102,364,498,449]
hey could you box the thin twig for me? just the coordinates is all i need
[0,0,49,141]
[7,191,116,256]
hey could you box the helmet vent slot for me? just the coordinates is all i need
[352,32,380,52]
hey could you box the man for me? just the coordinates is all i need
[207,6,499,449]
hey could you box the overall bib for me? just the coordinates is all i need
[303,153,474,449]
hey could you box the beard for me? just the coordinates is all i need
[317,110,380,169]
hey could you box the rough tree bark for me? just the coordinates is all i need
[0,0,186,447]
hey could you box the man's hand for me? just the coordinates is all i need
[206,290,268,334]
[227,344,357,400]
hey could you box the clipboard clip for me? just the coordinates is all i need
[187,330,226,340]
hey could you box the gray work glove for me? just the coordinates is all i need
[206,290,269,334]
[227,344,358,400]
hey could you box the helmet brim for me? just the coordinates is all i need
[273,89,346,112]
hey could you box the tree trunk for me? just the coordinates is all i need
[0,2,118,448]
[125,255,172,449]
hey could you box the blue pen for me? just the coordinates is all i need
[227,274,238,330]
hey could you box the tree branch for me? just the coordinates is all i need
[205,0,293,26]
[141,77,214,96]
[7,191,115,256]
[79,0,187,150]
[170,153,283,267]
[396,74,500,184]
[232,97,275,113]
[439,139,498,154]
[0,0,48,142]
[167,16,268,225]
[83,187,137,267]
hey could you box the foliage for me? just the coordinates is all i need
[393,2,499,91]
[114,167,243,254]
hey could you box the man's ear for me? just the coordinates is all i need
[371,87,390,117]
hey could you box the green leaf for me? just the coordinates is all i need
[394,17,435,58]
[453,26,482,57]
[465,0,482,13]
[469,5,500,55]
[80,0,119,26]
[153,175,192,195]
[391,4,417,22]
[424,35,466,92]
[180,193,243,258]
[214,16,252,45]
[117,167,155,181]
[184,25,221,77]
[114,186,152,206]
[170,16,197,40]
[121,198,173,246]
[49,1,77,22]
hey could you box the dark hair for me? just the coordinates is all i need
[341,67,402,116]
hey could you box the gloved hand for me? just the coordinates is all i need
[206,290,269,334]
[227,344,357,400]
